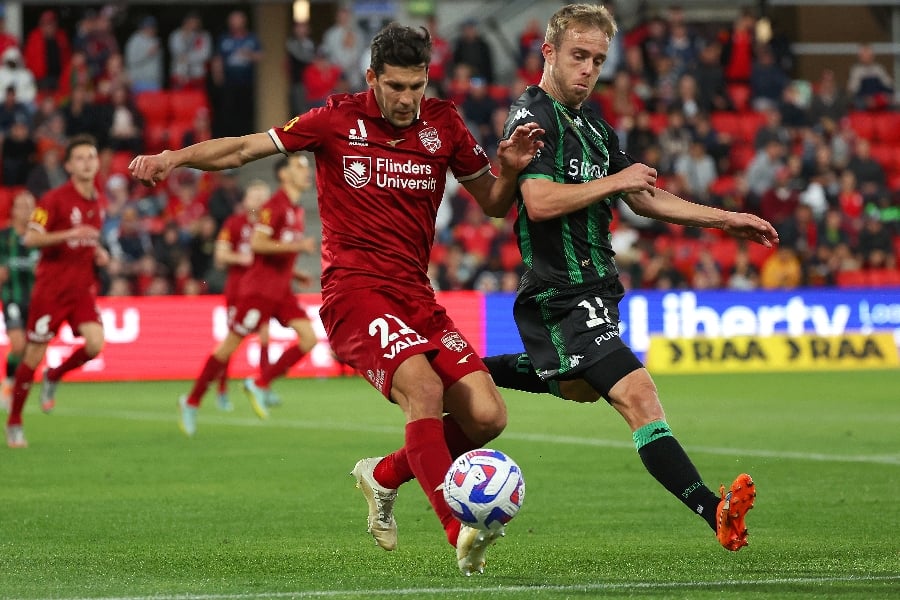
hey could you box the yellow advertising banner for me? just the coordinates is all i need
[646,333,900,374]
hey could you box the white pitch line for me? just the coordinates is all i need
[49,575,900,600]
[54,408,900,466]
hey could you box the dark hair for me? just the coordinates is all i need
[273,156,288,177]
[369,23,431,76]
[65,134,97,162]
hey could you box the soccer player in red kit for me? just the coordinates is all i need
[6,134,110,448]
[176,154,317,436]
[213,180,271,411]
[130,23,543,573]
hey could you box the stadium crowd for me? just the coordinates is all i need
[0,3,898,297]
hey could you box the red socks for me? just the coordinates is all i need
[47,347,90,381]
[187,355,226,407]
[5,363,35,426]
[255,345,303,388]
[404,418,460,546]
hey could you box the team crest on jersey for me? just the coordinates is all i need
[440,331,468,352]
[343,156,371,188]
[70,207,83,225]
[418,127,441,154]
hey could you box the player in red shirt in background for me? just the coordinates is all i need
[212,179,270,411]
[173,154,317,437]
[6,135,110,448]
[130,23,542,574]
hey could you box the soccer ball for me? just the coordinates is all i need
[443,448,525,531]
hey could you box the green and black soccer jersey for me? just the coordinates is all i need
[0,226,39,326]
[504,85,633,289]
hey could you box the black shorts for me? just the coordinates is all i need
[513,273,642,384]
[3,301,28,331]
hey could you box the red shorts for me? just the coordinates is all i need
[230,292,308,336]
[27,288,101,343]
[319,285,487,398]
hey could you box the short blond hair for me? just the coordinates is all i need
[545,4,617,47]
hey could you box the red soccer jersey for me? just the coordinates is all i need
[267,90,491,295]
[217,212,254,289]
[239,189,304,298]
[30,179,104,295]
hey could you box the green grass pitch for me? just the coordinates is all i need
[1,370,898,599]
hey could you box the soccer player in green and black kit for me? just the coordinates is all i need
[484,4,780,552]
[0,190,39,411]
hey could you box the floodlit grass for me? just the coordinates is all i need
[1,371,898,599]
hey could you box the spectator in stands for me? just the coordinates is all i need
[847,43,894,110]
[124,16,163,94]
[163,168,207,231]
[0,85,31,135]
[102,85,144,154]
[749,45,789,111]
[778,203,818,260]
[75,8,119,80]
[453,203,498,262]
[518,17,543,64]
[61,85,105,144]
[286,20,316,115]
[25,144,66,199]
[57,50,92,105]
[692,112,731,177]
[721,9,755,85]
[107,205,153,268]
[153,220,189,285]
[0,8,18,58]
[745,139,787,208]
[423,15,451,95]
[753,103,791,150]
[759,166,800,228]
[778,82,810,134]
[24,10,71,96]
[846,138,887,195]
[516,51,543,88]
[674,139,717,203]
[726,247,760,290]
[595,2,623,84]
[435,242,477,291]
[642,248,687,290]
[94,52,130,104]
[211,10,262,137]
[689,40,730,113]
[691,248,724,290]
[460,76,498,146]
[302,47,344,109]
[820,207,851,249]
[33,107,67,160]
[760,247,802,289]
[808,69,850,126]
[639,14,668,84]
[669,72,703,122]
[596,69,644,128]
[622,44,653,102]
[168,11,212,90]
[1,116,36,186]
[665,22,699,78]
[0,48,37,113]
[100,173,129,240]
[857,215,895,269]
[320,5,365,93]
[649,54,679,112]
[622,110,657,164]
[180,106,213,147]
[452,18,494,85]
[656,107,692,175]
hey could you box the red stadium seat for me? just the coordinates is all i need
[109,151,133,176]
[867,269,900,287]
[729,143,756,172]
[835,269,868,288]
[168,89,209,123]
[871,112,900,144]
[846,112,876,141]
[868,143,899,174]
[710,111,743,142]
[135,90,170,125]
[707,238,739,272]
[648,112,668,134]
[740,111,767,144]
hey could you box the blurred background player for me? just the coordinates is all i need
[0,190,39,411]
[212,179,270,411]
[176,154,318,437]
[5,134,109,448]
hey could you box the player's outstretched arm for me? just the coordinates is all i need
[129,132,278,187]
[624,187,779,247]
